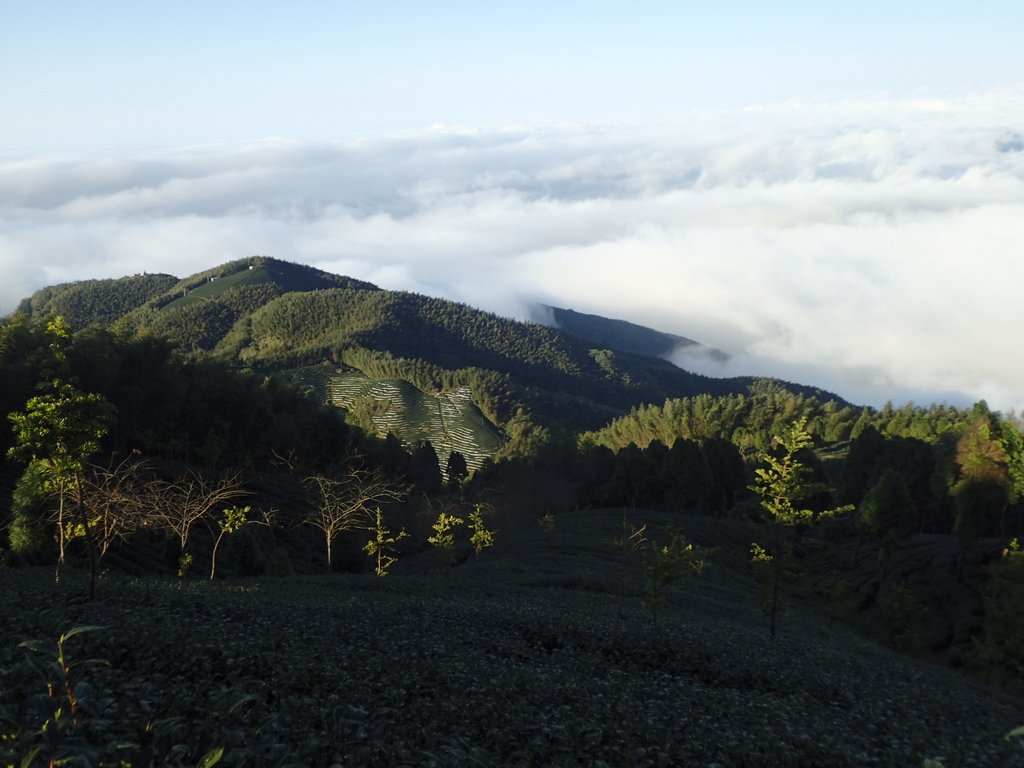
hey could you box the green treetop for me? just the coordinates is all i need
[8,379,116,596]
[751,417,824,526]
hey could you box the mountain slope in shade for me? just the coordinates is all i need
[543,305,729,363]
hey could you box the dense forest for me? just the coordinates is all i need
[546,305,718,360]
[3,259,1024,765]
[16,273,178,328]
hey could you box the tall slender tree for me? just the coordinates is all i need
[750,417,823,527]
[6,318,117,598]
[952,412,1010,558]
[749,417,852,636]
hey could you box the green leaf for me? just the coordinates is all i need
[70,656,112,671]
[227,694,257,714]
[20,746,43,768]
[196,746,225,768]
[61,625,106,641]
[17,639,50,654]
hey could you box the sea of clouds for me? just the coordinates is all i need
[2,89,1023,412]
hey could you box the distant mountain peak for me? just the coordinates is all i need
[539,305,729,364]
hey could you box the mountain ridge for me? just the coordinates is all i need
[542,305,729,363]
[13,256,844,463]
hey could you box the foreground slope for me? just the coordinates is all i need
[2,510,1021,767]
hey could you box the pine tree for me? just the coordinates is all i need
[749,416,852,637]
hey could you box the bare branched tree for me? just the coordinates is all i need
[145,470,249,573]
[80,455,151,560]
[304,463,406,571]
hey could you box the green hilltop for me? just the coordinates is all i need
[154,256,377,313]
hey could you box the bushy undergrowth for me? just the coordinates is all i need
[1,511,1023,767]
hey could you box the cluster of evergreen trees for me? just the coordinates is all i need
[0,315,356,472]
[584,385,978,454]
[16,273,177,328]
[571,389,1024,540]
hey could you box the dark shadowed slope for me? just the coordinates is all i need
[2,508,1020,766]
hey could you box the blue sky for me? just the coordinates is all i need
[3,1,1022,150]
[2,1,1024,412]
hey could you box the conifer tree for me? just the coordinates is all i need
[859,469,917,561]
[952,411,1010,556]
[749,416,852,636]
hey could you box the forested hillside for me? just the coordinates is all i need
[111,257,378,352]
[545,305,725,361]
[16,273,178,328]
[217,284,790,429]
[285,365,504,477]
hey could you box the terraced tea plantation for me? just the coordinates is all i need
[290,366,505,474]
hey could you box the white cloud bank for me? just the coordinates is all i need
[2,89,1024,412]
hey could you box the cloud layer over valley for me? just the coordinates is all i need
[2,90,1023,412]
